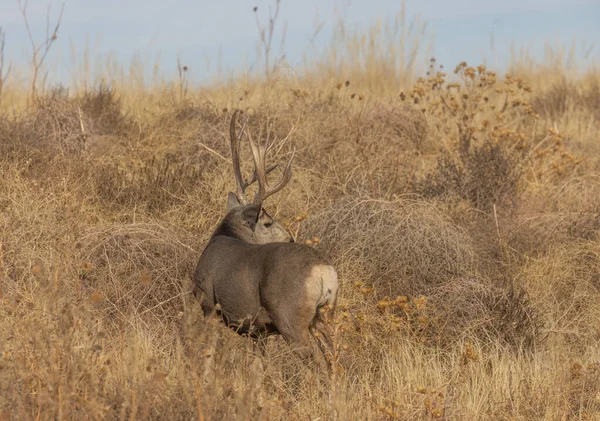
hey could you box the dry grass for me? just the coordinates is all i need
[1,14,600,420]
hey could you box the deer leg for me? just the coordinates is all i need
[273,322,313,359]
[312,318,335,363]
[196,288,216,320]
[310,303,336,366]
[284,329,313,359]
[312,316,339,417]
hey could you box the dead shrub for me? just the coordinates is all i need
[75,223,196,334]
[519,241,600,350]
[508,176,600,255]
[311,196,542,348]
[406,60,545,210]
[15,88,88,157]
[427,278,541,350]
[94,154,205,212]
[566,360,600,418]
[310,196,476,296]
[78,84,131,135]
[531,77,572,121]
[532,76,600,122]
[417,140,524,210]
[0,85,131,164]
[580,77,600,120]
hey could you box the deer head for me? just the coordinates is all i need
[222,110,295,244]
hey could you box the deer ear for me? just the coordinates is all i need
[227,192,241,212]
[241,204,261,231]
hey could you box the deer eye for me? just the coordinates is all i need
[264,222,273,228]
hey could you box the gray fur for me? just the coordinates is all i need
[192,110,339,360]
[192,198,338,358]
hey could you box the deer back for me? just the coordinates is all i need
[194,236,334,333]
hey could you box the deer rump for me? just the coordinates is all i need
[194,237,337,339]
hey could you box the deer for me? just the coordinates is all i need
[192,111,339,363]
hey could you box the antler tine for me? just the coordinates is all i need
[229,110,250,204]
[247,124,296,204]
[260,147,296,202]
[230,110,279,205]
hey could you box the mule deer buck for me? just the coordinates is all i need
[192,110,338,362]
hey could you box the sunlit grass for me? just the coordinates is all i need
[0,3,600,420]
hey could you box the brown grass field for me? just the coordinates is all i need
[0,9,600,420]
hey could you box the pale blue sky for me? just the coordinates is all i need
[1,0,598,85]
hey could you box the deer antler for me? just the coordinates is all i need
[244,114,296,205]
[229,110,281,205]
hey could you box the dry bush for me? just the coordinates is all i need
[0,89,84,161]
[0,85,134,171]
[519,241,600,349]
[309,195,541,349]
[310,196,476,296]
[93,154,206,213]
[506,175,600,258]
[531,77,573,121]
[75,223,196,334]
[304,197,541,348]
[425,278,541,350]
[417,140,524,210]
[409,61,542,211]
[532,75,600,122]
[78,84,131,136]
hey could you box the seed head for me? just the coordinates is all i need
[90,291,104,303]
[140,271,151,286]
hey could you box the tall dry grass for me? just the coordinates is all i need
[1,5,600,420]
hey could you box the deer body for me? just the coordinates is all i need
[192,111,338,359]
[194,234,337,351]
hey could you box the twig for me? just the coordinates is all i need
[176,56,189,102]
[493,204,501,241]
[17,0,65,105]
[0,27,12,105]
[198,140,228,162]
[253,0,285,81]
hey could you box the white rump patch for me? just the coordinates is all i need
[305,264,339,308]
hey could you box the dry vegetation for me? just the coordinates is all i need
[1,6,600,420]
